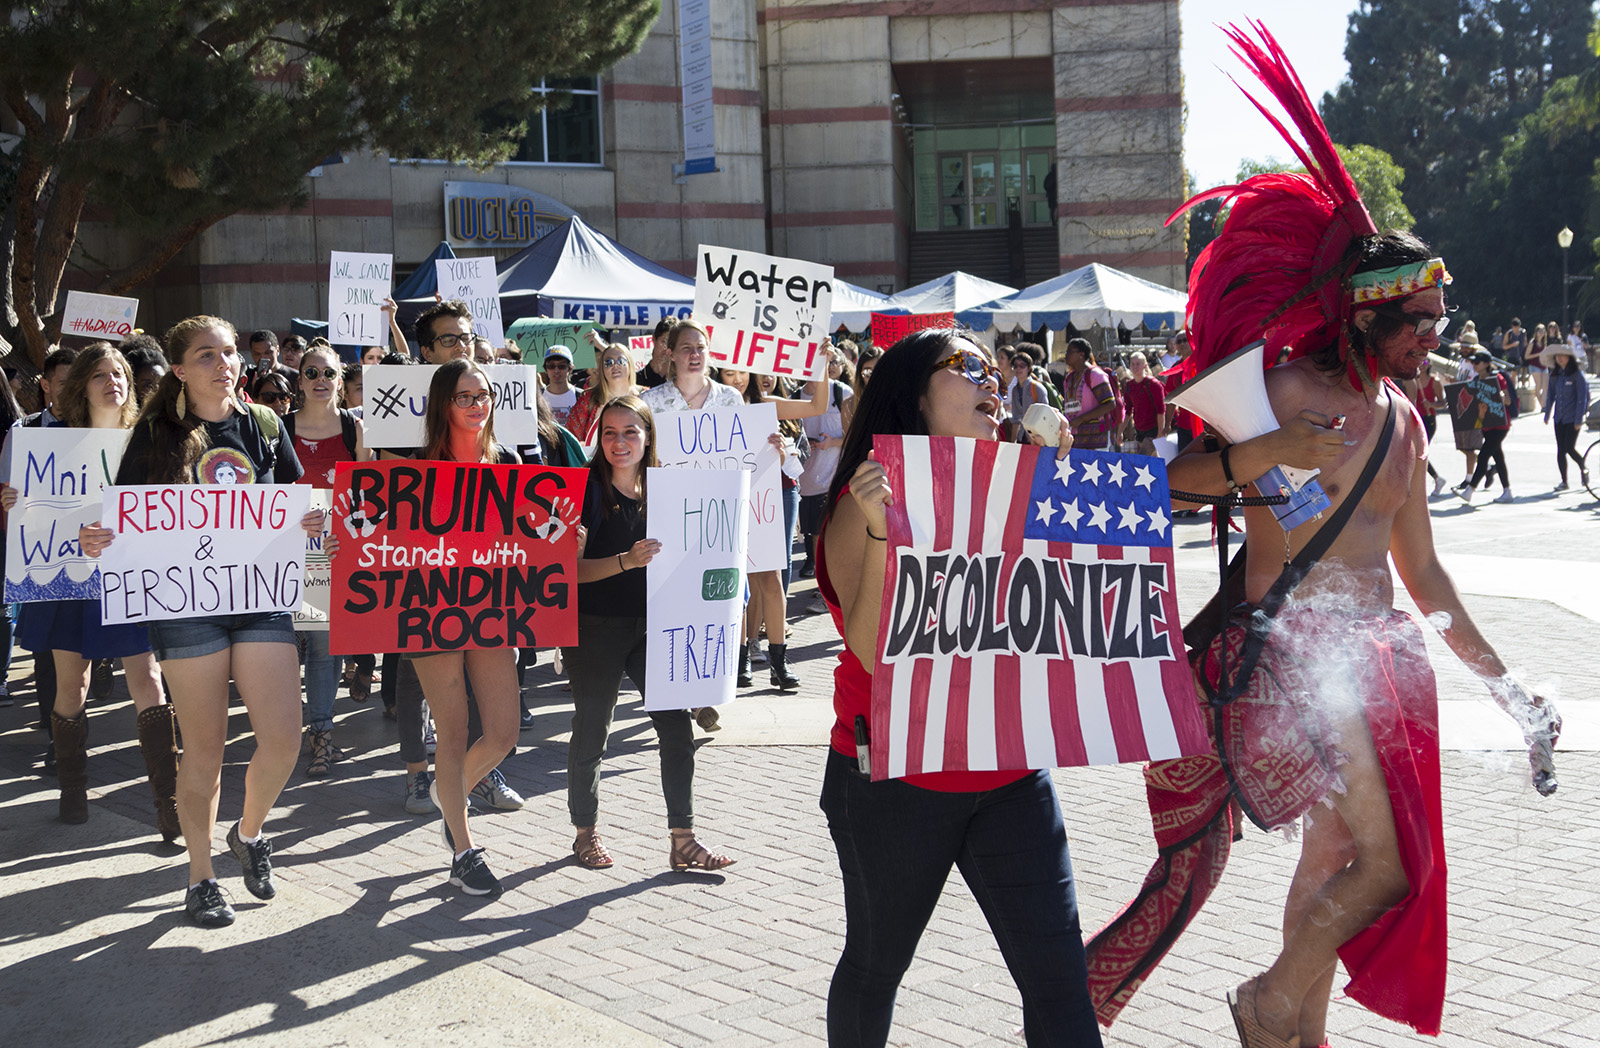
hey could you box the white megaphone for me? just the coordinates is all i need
[1168,340,1331,531]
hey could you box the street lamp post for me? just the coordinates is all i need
[1559,227,1574,332]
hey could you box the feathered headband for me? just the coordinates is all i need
[1168,21,1428,392]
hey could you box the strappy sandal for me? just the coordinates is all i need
[1225,978,1299,1048]
[573,829,613,869]
[348,670,372,703]
[669,830,736,872]
[305,730,342,778]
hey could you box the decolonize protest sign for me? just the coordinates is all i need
[97,484,313,625]
[868,436,1210,781]
[60,291,139,341]
[435,257,504,348]
[508,317,600,370]
[295,490,333,630]
[329,251,393,347]
[694,245,833,383]
[644,466,750,711]
[360,363,543,450]
[327,460,587,655]
[653,403,783,573]
[4,429,130,603]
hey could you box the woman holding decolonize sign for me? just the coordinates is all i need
[816,328,1099,1047]
[80,316,322,929]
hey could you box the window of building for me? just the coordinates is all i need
[510,77,603,165]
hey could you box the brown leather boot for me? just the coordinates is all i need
[136,705,182,842]
[51,711,89,824]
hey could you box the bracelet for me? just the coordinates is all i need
[617,553,626,572]
[1219,444,1243,493]
[865,526,887,541]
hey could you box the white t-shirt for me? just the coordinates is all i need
[545,387,578,428]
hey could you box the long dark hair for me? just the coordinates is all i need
[587,394,658,519]
[421,358,498,462]
[135,315,238,484]
[825,328,972,520]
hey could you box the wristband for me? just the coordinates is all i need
[1219,445,1243,493]
[617,553,626,572]
[866,526,887,541]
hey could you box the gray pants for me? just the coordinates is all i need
[563,613,695,829]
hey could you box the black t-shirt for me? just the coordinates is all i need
[637,362,669,389]
[116,407,303,485]
[578,478,645,615]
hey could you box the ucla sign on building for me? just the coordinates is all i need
[443,182,577,248]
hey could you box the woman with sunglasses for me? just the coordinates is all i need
[252,371,295,417]
[286,346,370,774]
[566,340,641,448]
[5,343,176,836]
[817,329,1100,1047]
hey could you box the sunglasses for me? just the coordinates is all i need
[1372,304,1451,337]
[934,349,1003,388]
[302,366,340,381]
[450,390,495,408]
[545,360,571,369]
[258,391,291,404]
[601,356,629,368]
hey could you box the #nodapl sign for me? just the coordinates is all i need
[871,436,1208,780]
[328,460,587,655]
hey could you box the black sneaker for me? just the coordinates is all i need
[227,822,276,900]
[185,880,236,928]
[519,706,535,731]
[449,847,502,896]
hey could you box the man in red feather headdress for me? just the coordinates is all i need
[1082,23,1560,1048]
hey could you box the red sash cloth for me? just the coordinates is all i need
[1085,609,1447,1035]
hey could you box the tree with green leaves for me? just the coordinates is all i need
[0,0,659,367]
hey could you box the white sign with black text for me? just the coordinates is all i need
[360,363,543,450]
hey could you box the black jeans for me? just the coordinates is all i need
[1555,422,1584,483]
[1468,427,1509,489]
[819,750,1102,1047]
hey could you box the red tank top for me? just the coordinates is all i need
[817,491,1027,793]
[293,430,353,489]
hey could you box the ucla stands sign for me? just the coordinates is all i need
[443,182,576,248]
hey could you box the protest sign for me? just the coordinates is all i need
[327,460,586,655]
[644,466,749,710]
[629,335,655,355]
[871,311,955,347]
[435,257,504,348]
[329,251,393,347]
[653,403,783,572]
[508,317,599,370]
[869,437,1209,780]
[1446,378,1509,432]
[97,484,313,625]
[295,490,334,630]
[4,429,130,603]
[694,245,833,383]
[60,291,139,341]
[361,363,543,449]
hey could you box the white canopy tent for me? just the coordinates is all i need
[831,280,898,330]
[959,263,1188,331]
[887,271,1019,315]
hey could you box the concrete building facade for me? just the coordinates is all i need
[78,0,1185,338]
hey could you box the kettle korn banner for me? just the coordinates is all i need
[327,460,587,655]
[5,429,130,603]
[694,245,833,383]
[644,466,750,711]
[98,484,313,624]
[870,436,1209,781]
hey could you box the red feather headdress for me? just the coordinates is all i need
[1168,22,1379,391]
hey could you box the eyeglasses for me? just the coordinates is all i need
[428,332,473,348]
[302,366,340,381]
[934,349,1003,388]
[1373,304,1450,337]
[450,390,495,408]
[601,356,629,369]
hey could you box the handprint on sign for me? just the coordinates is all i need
[796,309,814,340]
[336,489,384,539]
[527,496,579,542]
[712,290,738,320]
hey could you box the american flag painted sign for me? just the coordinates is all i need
[871,436,1209,780]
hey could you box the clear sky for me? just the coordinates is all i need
[1181,2,1364,192]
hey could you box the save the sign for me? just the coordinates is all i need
[694,245,832,383]
[327,460,587,654]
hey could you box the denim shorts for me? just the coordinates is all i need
[147,611,296,662]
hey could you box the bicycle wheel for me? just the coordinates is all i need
[1583,439,1600,500]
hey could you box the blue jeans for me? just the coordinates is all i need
[819,749,1102,1047]
[780,483,800,593]
[298,631,342,732]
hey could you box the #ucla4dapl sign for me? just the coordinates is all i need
[653,403,784,573]
[645,466,750,711]
[361,363,543,449]
[5,429,130,603]
[694,245,833,383]
[327,460,587,654]
[97,484,313,624]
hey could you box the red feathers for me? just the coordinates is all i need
[1169,21,1378,389]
